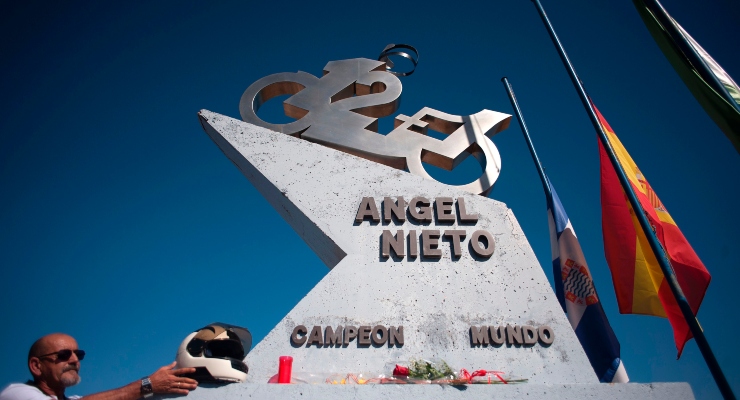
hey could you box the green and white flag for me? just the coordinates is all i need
[634,0,740,153]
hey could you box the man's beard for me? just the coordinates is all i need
[60,367,81,387]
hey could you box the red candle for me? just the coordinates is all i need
[277,356,293,384]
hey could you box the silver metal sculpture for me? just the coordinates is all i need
[239,58,511,195]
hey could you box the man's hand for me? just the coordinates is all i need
[148,362,198,395]
[76,362,199,400]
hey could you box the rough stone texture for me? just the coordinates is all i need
[197,110,694,399]
[181,382,694,400]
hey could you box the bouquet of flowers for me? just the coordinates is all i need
[392,358,528,385]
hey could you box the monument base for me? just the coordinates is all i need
[182,382,693,399]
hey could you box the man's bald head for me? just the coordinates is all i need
[28,333,75,362]
[27,333,82,389]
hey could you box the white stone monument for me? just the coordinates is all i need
[186,56,694,398]
[184,110,693,399]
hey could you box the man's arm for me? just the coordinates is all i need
[81,362,198,400]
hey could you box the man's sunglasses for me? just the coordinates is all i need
[37,349,86,361]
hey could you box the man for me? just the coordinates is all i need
[0,333,198,400]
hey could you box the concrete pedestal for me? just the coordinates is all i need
[182,382,694,399]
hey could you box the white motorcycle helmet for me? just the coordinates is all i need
[175,323,252,383]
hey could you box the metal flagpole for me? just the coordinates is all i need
[500,77,551,200]
[529,1,735,398]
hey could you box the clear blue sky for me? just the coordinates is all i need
[1,0,738,398]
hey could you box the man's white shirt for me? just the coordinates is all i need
[0,383,81,400]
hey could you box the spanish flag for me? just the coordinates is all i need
[597,106,711,357]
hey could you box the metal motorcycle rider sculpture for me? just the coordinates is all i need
[239,55,511,196]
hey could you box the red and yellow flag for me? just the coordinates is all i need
[597,106,711,357]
